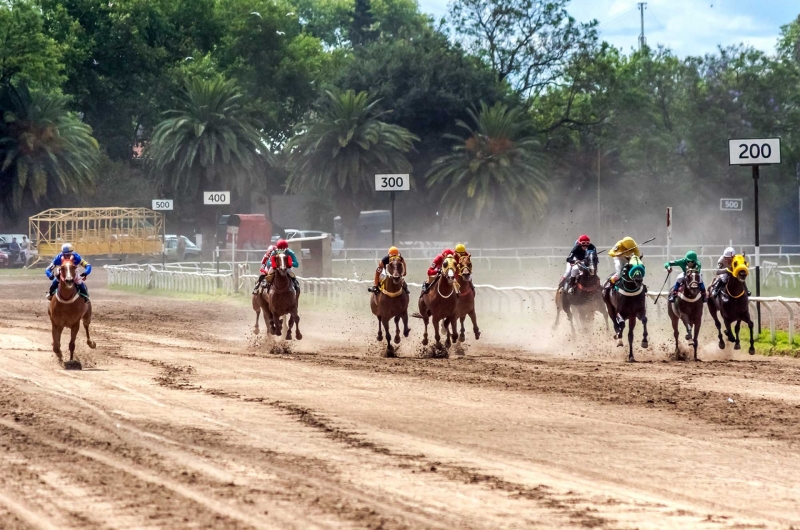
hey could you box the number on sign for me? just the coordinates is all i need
[381,176,404,188]
[207,193,226,202]
[155,201,169,209]
[738,143,773,160]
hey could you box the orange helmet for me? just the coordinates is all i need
[388,246,399,256]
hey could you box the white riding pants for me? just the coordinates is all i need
[564,263,580,278]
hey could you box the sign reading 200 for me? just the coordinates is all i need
[728,138,781,165]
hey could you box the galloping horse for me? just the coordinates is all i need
[554,251,608,334]
[453,254,480,342]
[370,256,410,356]
[265,253,302,340]
[667,267,704,361]
[707,255,754,354]
[251,276,271,335]
[48,261,95,369]
[602,256,649,362]
[416,256,459,348]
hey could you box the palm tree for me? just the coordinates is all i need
[284,90,418,244]
[426,102,547,224]
[0,83,99,217]
[147,77,270,243]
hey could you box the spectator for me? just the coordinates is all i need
[19,236,29,262]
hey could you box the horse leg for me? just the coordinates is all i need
[376,316,384,342]
[68,323,80,362]
[727,320,738,349]
[640,314,649,349]
[458,316,466,342]
[402,312,410,338]
[670,311,680,355]
[52,325,64,364]
[469,310,480,340]
[393,316,401,345]
[83,306,96,349]
[693,316,701,361]
[733,320,741,350]
[293,311,302,341]
[708,304,725,349]
[616,319,625,348]
[450,318,458,344]
[433,317,443,346]
[253,307,261,335]
[421,315,429,346]
[745,316,755,355]
[627,317,636,362]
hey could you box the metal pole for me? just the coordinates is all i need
[597,149,601,233]
[666,207,672,262]
[161,212,166,269]
[391,191,396,246]
[754,165,761,333]
[637,2,647,50]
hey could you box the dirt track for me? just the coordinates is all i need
[2,273,800,529]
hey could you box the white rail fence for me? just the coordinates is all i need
[106,263,800,345]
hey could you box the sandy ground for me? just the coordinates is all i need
[2,272,800,529]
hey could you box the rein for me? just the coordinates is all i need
[436,273,459,299]
[271,269,293,293]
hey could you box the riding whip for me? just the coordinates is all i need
[597,237,656,256]
[654,269,671,304]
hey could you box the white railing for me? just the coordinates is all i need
[106,263,800,346]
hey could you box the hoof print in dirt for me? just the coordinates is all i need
[63,359,83,370]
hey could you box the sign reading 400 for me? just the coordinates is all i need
[203,191,230,205]
[375,174,410,192]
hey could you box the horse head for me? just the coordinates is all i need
[731,255,749,282]
[458,255,472,282]
[624,256,646,287]
[274,253,289,275]
[442,256,457,284]
[583,251,596,276]
[684,268,701,294]
[386,256,404,284]
[60,261,77,287]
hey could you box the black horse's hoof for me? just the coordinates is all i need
[685,333,692,341]
[474,330,481,340]
[422,338,429,346]
[718,341,725,349]
[734,343,741,350]
[394,335,401,344]
[376,335,383,342]
[641,340,649,349]
[749,347,755,355]
[627,357,636,363]
[725,331,736,342]
[403,329,410,338]
[296,332,303,341]
[64,360,82,370]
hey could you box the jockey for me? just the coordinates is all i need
[46,243,92,300]
[252,244,276,294]
[711,246,749,297]
[420,253,445,295]
[368,246,410,295]
[267,239,301,293]
[603,237,642,297]
[664,250,706,303]
[454,243,475,294]
[562,235,598,294]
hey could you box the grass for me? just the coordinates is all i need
[735,328,800,357]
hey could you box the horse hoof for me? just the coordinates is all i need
[685,334,692,341]
[376,335,383,342]
[394,336,401,345]
[445,339,451,349]
[693,357,700,362]
[641,340,648,349]
[458,333,465,343]
[627,357,636,363]
[385,348,396,358]
[296,332,303,341]
[474,330,481,340]
[718,341,725,350]
[64,360,82,370]
[403,329,410,338]
[253,327,260,335]
[734,343,741,350]
[749,347,755,355]
[616,340,623,348]
[87,340,96,349]
[422,338,429,346]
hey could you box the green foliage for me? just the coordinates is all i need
[0,83,100,216]
[426,102,547,224]
[0,0,64,88]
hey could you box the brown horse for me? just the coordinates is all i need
[454,255,479,342]
[707,255,754,354]
[370,256,410,356]
[251,278,272,335]
[554,252,608,335]
[602,256,649,362]
[667,268,704,361]
[416,256,459,349]
[265,253,302,340]
[48,261,95,369]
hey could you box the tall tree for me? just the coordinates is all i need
[426,102,547,224]
[349,0,377,46]
[0,0,64,88]
[0,83,99,219]
[146,77,270,247]
[284,90,418,243]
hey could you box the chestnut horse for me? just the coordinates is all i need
[415,256,459,348]
[251,277,272,335]
[707,255,754,354]
[554,251,608,335]
[370,256,410,356]
[667,268,704,361]
[48,261,95,369]
[454,255,479,342]
[265,253,302,340]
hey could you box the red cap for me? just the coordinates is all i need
[578,235,590,243]
[443,248,454,256]
[276,239,288,249]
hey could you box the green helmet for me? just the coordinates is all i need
[685,251,698,262]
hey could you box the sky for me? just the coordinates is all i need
[418,0,798,57]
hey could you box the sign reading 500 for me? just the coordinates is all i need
[204,191,230,205]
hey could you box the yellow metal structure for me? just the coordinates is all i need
[29,208,164,258]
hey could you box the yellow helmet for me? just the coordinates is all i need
[388,246,399,256]
[455,243,466,253]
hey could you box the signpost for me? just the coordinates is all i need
[375,174,410,246]
[151,200,173,265]
[203,191,230,205]
[719,198,743,211]
[666,207,672,262]
[729,137,782,333]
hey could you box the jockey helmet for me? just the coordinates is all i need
[388,246,399,256]
[455,243,466,253]
[276,239,288,250]
[685,250,698,262]
[578,234,590,244]
[723,247,735,258]
[267,244,275,253]
[442,248,454,257]
[61,243,74,254]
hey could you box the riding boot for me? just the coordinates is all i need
[420,281,429,294]
[47,278,59,300]
[253,274,265,295]
[292,277,301,293]
[567,277,577,294]
[402,281,410,295]
[667,289,676,303]
[369,284,379,294]
[78,283,90,300]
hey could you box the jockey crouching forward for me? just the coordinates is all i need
[46,243,92,300]
[454,243,475,294]
[368,246,410,295]
[265,239,300,293]
[603,237,642,296]
[562,235,598,294]
[420,248,457,295]
[664,250,706,303]
[252,244,276,294]
[710,246,750,297]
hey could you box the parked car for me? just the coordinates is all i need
[0,242,25,267]
[272,229,337,257]
[0,248,8,267]
[163,236,202,260]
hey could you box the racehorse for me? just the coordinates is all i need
[265,253,302,340]
[48,261,95,369]
[415,256,459,349]
[667,267,704,361]
[602,256,649,362]
[554,251,608,334]
[454,254,480,342]
[251,277,272,335]
[370,256,410,356]
[707,255,754,354]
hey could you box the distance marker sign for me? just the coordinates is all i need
[729,138,781,165]
[203,191,230,205]
[151,199,173,211]
[375,174,410,192]
[720,198,743,211]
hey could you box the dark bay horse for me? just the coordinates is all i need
[554,252,608,334]
[454,255,479,342]
[48,261,95,369]
[265,253,302,340]
[667,268,704,361]
[602,256,649,362]
[707,255,754,354]
[415,256,459,348]
[251,278,272,335]
[370,256,410,356]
